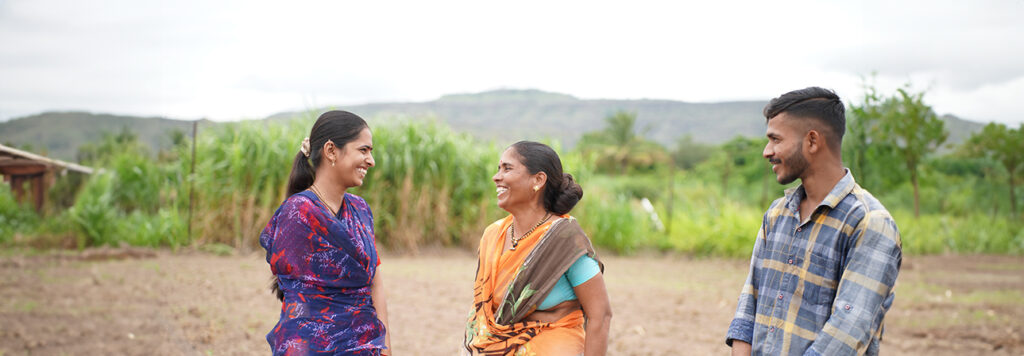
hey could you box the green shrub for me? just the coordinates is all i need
[0,184,40,244]
[109,153,166,214]
[897,211,1024,255]
[573,192,651,254]
[122,208,186,247]
[67,172,122,248]
[661,198,762,257]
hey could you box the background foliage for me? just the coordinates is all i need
[1,86,1021,256]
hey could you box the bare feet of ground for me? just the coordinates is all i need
[1,248,1021,355]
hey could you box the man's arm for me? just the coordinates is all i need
[725,217,767,352]
[803,211,902,356]
[731,340,752,356]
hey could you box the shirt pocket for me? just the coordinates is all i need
[808,248,841,306]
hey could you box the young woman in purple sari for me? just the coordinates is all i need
[260,110,392,355]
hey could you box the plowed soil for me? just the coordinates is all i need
[1,248,1021,355]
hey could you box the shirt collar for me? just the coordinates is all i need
[783,169,856,212]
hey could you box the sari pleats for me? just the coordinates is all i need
[464,215,600,356]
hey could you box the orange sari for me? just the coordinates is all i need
[464,215,599,356]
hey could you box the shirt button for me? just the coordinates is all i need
[788,259,794,264]
[769,326,775,333]
[796,227,802,232]
[778,294,784,300]
[845,304,852,311]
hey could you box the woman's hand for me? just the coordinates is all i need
[371,272,392,355]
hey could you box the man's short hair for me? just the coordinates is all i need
[764,87,846,152]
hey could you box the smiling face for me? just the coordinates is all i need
[763,112,810,185]
[329,127,375,189]
[492,147,544,213]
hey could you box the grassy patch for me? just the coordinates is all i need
[142,261,161,272]
[957,290,1024,305]
[16,300,38,313]
[976,262,1024,271]
[199,243,235,256]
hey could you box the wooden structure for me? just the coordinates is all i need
[0,143,93,213]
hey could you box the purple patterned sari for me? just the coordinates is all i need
[260,190,385,355]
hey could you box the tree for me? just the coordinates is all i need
[877,88,948,217]
[845,80,881,186]
[845,79,908,192]
[671,135,714,170]
[76,126,149,165]
[577,110,668,175]
[696,136,768,198]
[961,123,1024,216]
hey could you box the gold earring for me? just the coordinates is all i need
[331,160,336,167]
[533,186,540,192]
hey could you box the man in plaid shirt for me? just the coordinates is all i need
[726,87,902,355]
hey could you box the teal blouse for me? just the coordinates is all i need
[537,254,601,310]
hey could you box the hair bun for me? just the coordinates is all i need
[551,173,583,215]
[560,173,575,189]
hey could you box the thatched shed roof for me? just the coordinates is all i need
[0,143,94,175]
[0,143,94,213]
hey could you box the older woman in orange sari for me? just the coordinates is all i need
[464,141,612,356]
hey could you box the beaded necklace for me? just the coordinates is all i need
[509,213,552,250]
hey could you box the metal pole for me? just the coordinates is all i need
[666,157,674,235]
[188,120,197,242]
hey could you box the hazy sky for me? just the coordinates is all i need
[1,0,1022,125]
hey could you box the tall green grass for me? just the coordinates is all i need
[180,120,298,247]
[572,192,653,254]
[660,200,762,257]
[897,212,1024,255]
[168,118,511,251]
[5,115,1021,257]
[359,121,505,250]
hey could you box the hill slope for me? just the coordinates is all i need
[268,89,770,147]
[0,112,201,160]
[1,90,987,161]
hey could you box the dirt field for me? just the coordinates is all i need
[1,248,1021,355]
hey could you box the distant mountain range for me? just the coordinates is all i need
[0,89,987,161]
[0,112,209,161]
[267,89,771,148]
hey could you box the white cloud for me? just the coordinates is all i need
[930,75,1024,126]
[0,0,1021,124]
[821,0,1024,90]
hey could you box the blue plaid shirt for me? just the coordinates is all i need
[726,171,902,355]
